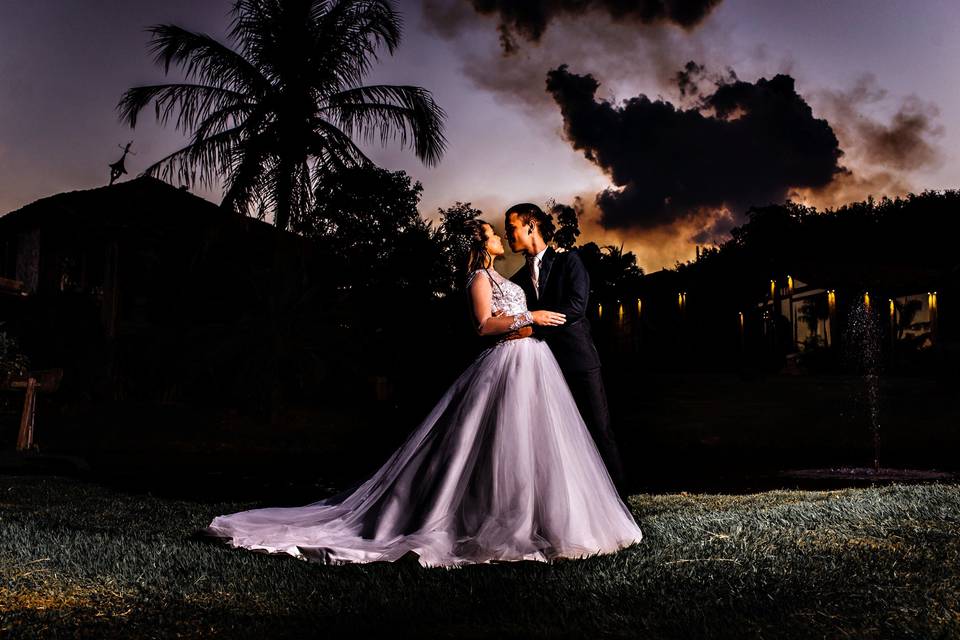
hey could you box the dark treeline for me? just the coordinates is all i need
[1,176,958,446]
[591,189,959,379]
[237,178,960,423]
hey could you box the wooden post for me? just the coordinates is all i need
[16,377,37,451]
[10,369,63,451]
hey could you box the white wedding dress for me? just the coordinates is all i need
[202,267,643,568]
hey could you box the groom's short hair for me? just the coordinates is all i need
[505,203,555,243]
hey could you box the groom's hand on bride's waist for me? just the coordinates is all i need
[503,326,533,340]
[491,309,532,341]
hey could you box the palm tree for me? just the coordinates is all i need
[117,0,447,232]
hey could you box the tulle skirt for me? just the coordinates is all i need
[202,336,643,568]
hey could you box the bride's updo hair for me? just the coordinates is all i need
[464,219,494,274]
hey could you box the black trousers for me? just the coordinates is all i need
[561,366,627,493]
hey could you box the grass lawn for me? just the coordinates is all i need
[1,475,958,638]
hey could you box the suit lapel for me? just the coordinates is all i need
[511,266,536,305]
[537,247,556,299]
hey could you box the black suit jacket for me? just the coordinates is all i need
[510,247,601,373]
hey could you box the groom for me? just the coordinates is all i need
[504,203,628,499]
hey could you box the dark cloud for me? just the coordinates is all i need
[545,62,846,236]
[862,98,941,170]
[786,73,945,210]
[421,0,726,113]
[426,0,722,54]
[674,59,736,102]
[814,74,943,172]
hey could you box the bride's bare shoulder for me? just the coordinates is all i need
[470,267,506,280]
[467,268,494,287]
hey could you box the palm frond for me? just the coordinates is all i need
[222,141,276,215]
[191,101,258,141]
[141,126,247,190]
[228,0,280,73]
[229,0,307,84]
[117,83,250,132]
[310,119,375,170]
[309,0,402,93]
[288,160,317,229]
[146,24,270,95]
[324,84,447,166]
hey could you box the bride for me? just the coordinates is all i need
[200,219,643,568]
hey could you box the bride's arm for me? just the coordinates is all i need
[470,274,531,336]
[469,273,564,336]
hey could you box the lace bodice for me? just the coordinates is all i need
[467,268,528,316]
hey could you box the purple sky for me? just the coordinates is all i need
[1,0,956,272]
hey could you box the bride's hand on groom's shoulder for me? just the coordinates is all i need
[531,310,566,327]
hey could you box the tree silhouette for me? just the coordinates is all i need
[431,202,483,292]
[577,242,644,304]
[117,0,447,232]
[547,198,583,250]
[305,164,433,288]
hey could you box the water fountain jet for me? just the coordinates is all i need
[780,288,953,485]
